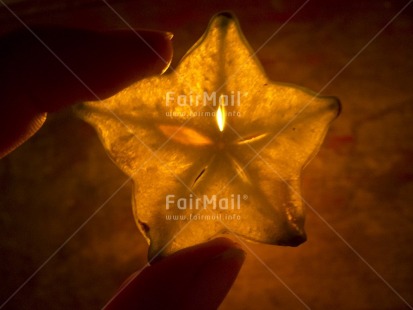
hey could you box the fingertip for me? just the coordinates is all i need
[105,238,246,310]
[39,27,174,109]
[75,28,174,103]
[183,242,246,309]
[0,27,174,112]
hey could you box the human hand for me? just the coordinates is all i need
[106,237,245,309]
[0,26,171,157]
[0,27,245,309]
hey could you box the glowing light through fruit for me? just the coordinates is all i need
[216,98,226,132]
[76,12,340,259]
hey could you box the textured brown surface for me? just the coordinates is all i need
[1,0,413,309]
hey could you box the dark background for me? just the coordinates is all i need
[1,0,413,309]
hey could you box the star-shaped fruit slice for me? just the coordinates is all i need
[76,12,340,259]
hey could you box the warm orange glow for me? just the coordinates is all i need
[159,125,212,145]
[76,12,339,259]
[236,133,268,145]
[216,97,226,132]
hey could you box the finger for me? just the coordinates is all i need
[105,238,246,310]
[0,28,173,157]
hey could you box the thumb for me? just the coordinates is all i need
[0,27,172,157]
[105,238,246,310]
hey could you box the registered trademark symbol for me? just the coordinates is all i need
[243,194,248,200]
